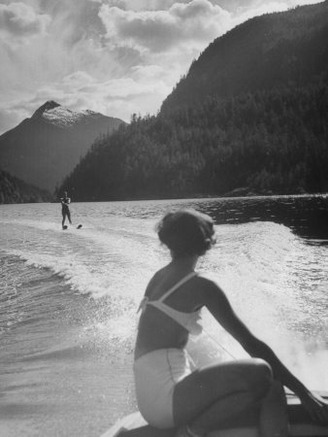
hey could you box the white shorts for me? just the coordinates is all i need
[133,348,194,428]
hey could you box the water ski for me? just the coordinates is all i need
[101,392,328,437]
[77,224,82,229]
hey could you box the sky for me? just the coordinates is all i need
[0,0,324,134]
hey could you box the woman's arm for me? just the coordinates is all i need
[203,280,328,424]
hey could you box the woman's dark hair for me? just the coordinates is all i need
[156,209,216,258]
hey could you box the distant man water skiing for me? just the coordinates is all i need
[60,191,72,229]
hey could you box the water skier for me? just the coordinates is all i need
[60,191,72,229]
[134,209,328,437]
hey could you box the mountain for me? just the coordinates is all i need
[161,1,328,113]
[0,168,52,204]
[58,2,328,201]
[0,101,125,192]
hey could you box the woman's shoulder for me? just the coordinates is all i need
[195,272,224,294]
[144,268,166,296]
[196,271,217,283]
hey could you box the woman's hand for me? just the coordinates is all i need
[300,390,328,425]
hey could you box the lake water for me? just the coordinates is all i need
[0,195,327,436]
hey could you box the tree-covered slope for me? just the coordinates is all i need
[161,1,328,113]
[0,169,52,204]
[58,2,328,201]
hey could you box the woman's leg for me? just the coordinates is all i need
[173,358,276,435]
[182,391,260,434]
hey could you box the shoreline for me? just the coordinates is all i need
[1,190,328,206]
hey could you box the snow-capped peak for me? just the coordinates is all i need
[32,101,102,128]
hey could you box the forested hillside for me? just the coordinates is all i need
[161,1,328,113]
[0,169,52,204]
[58,2,328,201]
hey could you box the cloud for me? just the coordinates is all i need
[0,0,232,134]
[0,63,172,130]
[0,0,324,135]
[0,2,50,39]
[99,0,178,11]
[99,0,231,53]
[0,107,25,134]
[57,67,171,119]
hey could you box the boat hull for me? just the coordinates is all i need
[102,392,328,437]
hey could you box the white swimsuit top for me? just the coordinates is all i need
[138,271,202,336]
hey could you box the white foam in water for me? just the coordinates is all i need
[1,215,162,300]
[0,202,327,393]
[199,221,328,390]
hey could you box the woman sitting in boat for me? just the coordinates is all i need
[134,209,328,437]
